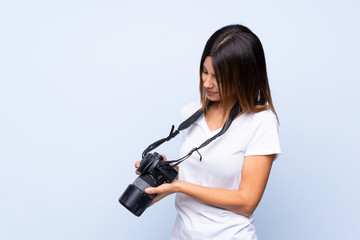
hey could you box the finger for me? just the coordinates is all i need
[149,195,162,207]
[135,161,141,175]
[145,187,157,195]
[135,161,141,168]
[161,154,167,161]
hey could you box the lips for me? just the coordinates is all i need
[206,90,217,96]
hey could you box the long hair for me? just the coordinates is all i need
[199,24,278,120]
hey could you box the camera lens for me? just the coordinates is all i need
[119,184,152,217]
[119,152,176,217]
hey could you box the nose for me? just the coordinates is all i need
[203,75,214,89]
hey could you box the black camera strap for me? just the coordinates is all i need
[141,109,203,158]
[142,102,241,167]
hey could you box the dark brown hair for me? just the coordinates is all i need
[199,24,278,120]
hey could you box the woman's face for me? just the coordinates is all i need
[202,56,220,102]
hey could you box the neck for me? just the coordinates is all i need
[206,101,227,124]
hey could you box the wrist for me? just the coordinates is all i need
[174,180,184,193]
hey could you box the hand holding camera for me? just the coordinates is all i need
[119,152,178,216]
[135,154,179,206]
[119,102,240,217]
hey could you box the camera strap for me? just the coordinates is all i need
[141,108,203,157]
[142,102,241,167]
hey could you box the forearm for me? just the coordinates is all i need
[145,155,273,216]
[175,181,257,216]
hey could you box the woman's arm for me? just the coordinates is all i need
[145,154,275,216]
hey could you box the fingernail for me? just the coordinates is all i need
[145,188,150,193]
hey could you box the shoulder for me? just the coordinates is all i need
[181,101,202,121]
[237,109,279,133]
[250,109,278,124]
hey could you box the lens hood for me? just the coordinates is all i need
[119,184,152,217]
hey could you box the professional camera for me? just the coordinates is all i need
[119,152,178,216]
[118,102,239,217]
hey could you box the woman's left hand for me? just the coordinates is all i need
[145,180,181,206]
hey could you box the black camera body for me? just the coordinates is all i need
[119,152,178,216]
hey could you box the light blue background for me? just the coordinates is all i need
[1,1,359,239]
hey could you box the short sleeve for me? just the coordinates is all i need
[245,110,281,159]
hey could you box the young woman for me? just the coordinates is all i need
[136,24,281,239]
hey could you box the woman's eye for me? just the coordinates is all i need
[203,70,208,74]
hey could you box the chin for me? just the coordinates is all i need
[207,97,220,102]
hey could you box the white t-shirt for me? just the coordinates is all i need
[170,102,281,240]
